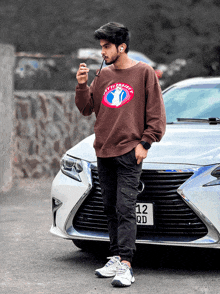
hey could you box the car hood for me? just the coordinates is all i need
[67,124,220,166]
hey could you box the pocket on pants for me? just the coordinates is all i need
[118,149,137,166]
[120,187,137,212]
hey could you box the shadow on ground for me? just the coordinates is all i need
[67,240,220,273]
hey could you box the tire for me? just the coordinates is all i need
[72,239,109,253]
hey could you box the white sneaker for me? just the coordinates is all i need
[111,262,135,287]
[95,256,121,278]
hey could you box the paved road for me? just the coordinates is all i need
[1,178,220,294]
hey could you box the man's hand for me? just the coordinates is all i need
[76,63,90,84]
[135,144,148,165]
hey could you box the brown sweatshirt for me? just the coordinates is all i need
[75,61,166,158]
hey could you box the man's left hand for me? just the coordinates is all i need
[135,144,148,165]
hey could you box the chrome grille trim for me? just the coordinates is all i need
[73,168,208,241]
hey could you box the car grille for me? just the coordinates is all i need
[73,168,208,241]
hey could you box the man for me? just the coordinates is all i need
[75,22,166,287]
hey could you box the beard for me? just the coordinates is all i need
[104,52,120,65]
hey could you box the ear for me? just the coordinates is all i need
[119,43,127,53]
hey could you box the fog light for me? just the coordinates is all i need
[52,197,63,227]
[52,197,62,210]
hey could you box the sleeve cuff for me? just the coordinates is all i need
[76,82,87,89]
[140,141,151,150]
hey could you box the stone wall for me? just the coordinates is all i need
[13,91,95,178]
[0,44,15,191]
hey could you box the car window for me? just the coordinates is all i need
[163,84,220,123]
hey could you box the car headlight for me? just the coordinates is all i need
[60,154,83,182]
[203,166,220,187]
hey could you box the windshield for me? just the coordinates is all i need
[163,84,220,123]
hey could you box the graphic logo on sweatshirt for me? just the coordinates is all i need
[102,83,134,108]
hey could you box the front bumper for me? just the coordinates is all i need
[50,162,220,249]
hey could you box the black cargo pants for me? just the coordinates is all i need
[97,149,142,263]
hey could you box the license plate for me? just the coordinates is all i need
[136,203,154,226]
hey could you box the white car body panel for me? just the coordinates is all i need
[50,171,91,239]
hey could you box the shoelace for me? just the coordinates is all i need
[105,256,120,268]
[116,263,130,275]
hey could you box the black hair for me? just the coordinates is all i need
[94,22,130,53]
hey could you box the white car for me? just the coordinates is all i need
[50,77,220,250]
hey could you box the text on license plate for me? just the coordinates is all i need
[136,203,154,226]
